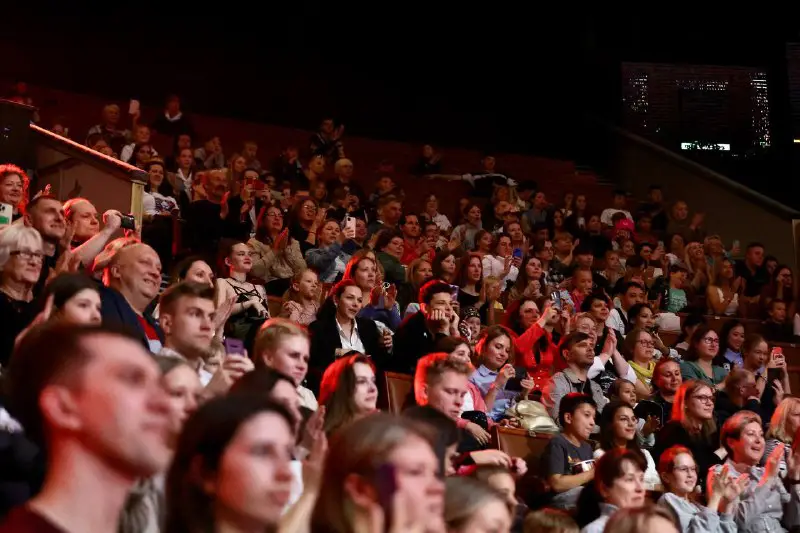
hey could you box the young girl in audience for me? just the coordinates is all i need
[594,401,661,487]
[38,272,101,325]
[444,477,512,533]
[609,379,659,449]
[431,249,458,285]
[280,268,320,326]
[165,396,296,533]
[318,353,378,434]
[657,445,739,533]
[310,413,445,532]
[578,448,648,533]
[712,319,745,371]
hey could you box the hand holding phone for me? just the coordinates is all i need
[223,338,245,357]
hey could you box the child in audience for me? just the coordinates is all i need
[524,508,579,533]
[609,378,659,448]
[540,393,597,510]
[280,268,320,326]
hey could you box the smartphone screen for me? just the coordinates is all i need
[512,247,523,259]
[0,203,12,228]
[223,338,245,356]
[449,284,460,302]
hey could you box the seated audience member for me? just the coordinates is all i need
[523,508,579,533]
[602,505,680,533]
[471,464,529,532]
[508,299,563,388]
[254,317,317,410]
[714,367,774,430]
[593,401,660,487]
[657,446,739,533]
[416,351,492,446]
[215,242,270,350]
[0,225,44,366]
[470,325,530,422]
[444,477,512,533]
[651,380,721,491]
[100,242,164,352]
[38,273,102,325]
[158,282,253,397]
[304,218,357,283]
[279,269,320,326]
[165,396,296,533]
[622,327,657,399]
[310,414,446,533]
[120,355,203,533]
[578,448,647,533]
[1,323,171,532]
[650,357,682,426]
[543,332,608,420]
[606,281,646,337]
[710,410,800,532]
[711,319,745,371]
[22,195,66,293]
[0,164,28,222]
[762,299,798,343]
[392,280,461,374]
[308,280,388,391]
[318,353,378,434]
[679,325,726,388]
[765,397,800,473]
[541,393,597,510]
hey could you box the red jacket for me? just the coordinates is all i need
[514,323,563,390]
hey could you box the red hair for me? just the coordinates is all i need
[318,354,376,406]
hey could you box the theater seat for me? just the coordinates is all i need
[382,372,414,414]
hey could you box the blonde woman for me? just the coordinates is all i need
[765,397,800,473]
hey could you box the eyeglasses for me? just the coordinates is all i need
[691,394,715,404]
[10,250,44,262]
[702,337,720,345]
[637,340,655,348]
[672,465,698,474]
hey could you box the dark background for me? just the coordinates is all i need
[2,8,800,163]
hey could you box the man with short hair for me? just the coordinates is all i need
[392,280,460,373]
[606,281,646,337]
[158,282,253,398]
[543,332,608,419]
[1,323,170,532]
[101,242,164,352]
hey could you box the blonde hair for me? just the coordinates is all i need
[767,397,800,443]
[253,318,308,363]
[603,505,678,533]
[0,224,43,268]
[283,268,319,304]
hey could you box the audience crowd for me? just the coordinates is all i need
[1,88,800,532]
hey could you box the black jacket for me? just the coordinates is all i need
[391,311,447,375]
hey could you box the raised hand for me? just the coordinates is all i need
[495,364,515,387]
[761,443,784,485]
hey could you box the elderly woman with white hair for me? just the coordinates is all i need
[0,224,44,366]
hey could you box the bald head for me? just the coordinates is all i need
[108,243,162,312]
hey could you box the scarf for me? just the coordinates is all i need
[629,359,655,385]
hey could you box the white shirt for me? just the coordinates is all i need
[142,191,178,216]
[605,307,629,337]
[600,208,633,227]
[336,318,365,354]
[481,254,519,286]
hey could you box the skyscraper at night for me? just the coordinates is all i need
[621,62,770,154]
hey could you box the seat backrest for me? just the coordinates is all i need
[266,296,283,318]
[492,426,553,475]
[383,372,414,414]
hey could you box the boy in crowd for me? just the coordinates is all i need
[540,393,596,510]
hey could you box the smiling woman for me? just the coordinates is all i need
[0,224,43,365]
[0,164,29,220]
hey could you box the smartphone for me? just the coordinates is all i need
[449,284,460,302]
[128,99,140,115]
[119,214,136,230]
[374,463,397,528]
[0,203,12,229]
[223,338,245,357]
[550,291,562,310]
[512,247,523,259]
[344,215,356,234]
